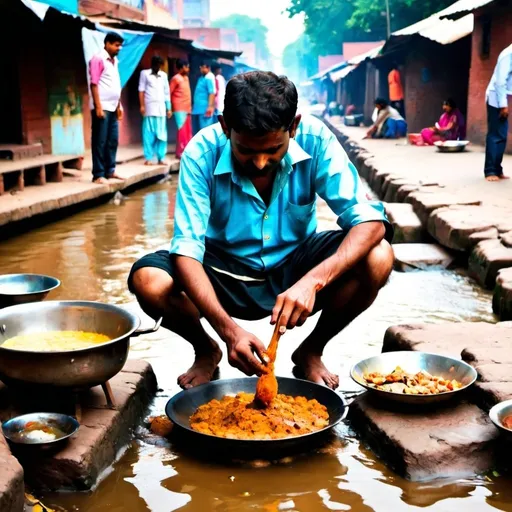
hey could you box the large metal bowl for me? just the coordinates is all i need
[351,351,477,404]
[489,400,512,437]
[0,301,160,390]
[434,140,469,153]
[0,274,60,308]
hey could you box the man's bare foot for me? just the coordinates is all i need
[178,345,223,389]
[108,172,125,180]
[158,160,168,165]
[144,161,153,166]
[486,175,500,182]
[292,348,339,389]
[92,177,108,184]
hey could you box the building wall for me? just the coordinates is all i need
[403,37,471,134]
[180,27,221,49]
[182,0,210,27]
[145,0,180,29]
[318,55,344,73]
[467,5,512,150]
[343,42,384,61]
[79,0,145,20]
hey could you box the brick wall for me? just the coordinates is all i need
[403,37,471,134]
[467,6,512,151]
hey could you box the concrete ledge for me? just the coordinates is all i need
[469,239,512,289]
[494,268,512,320]
[393,243,454,271]
[385,203,425,243]
[0,436,24,512]
[6,360,157,491]
[350,395,498,482]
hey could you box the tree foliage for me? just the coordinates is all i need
[282,34,318,84]
[287,0,455,54]
[211,14,271,63]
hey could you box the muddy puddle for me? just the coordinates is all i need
[1,180,510,511]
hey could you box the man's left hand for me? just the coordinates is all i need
[117,107,123,121]
[271,278,319,331]
[167,110,173,119]
[205,107,215,118]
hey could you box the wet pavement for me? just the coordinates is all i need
[1,180,511,511]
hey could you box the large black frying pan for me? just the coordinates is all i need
[165,376,349,458]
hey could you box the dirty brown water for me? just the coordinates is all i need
[0,179,511,512]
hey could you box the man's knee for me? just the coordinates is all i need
[131,267,174,315]
[359,240,394,290]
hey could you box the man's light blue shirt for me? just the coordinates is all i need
[192,72,215,115]
[170,115,391,272]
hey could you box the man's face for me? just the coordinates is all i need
[152,62,161,74]
[200,65,210,76]
[222,116,301,178]
[106,41,122,57]
[182,65,190,76]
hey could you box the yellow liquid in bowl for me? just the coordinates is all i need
[2,331,111,352]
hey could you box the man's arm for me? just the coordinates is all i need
[89,56,105,118]
[138,71,146,116]
[163,74,172,118]
[494,53,511,117]
[171,155,266,374]
[271,128,391,330]
[205,75,216,117]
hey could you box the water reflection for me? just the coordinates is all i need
[1,181,509,511]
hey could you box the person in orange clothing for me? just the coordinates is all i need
[388,63,405,117]
[170,59,193,159]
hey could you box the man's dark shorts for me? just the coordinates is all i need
[128,230,346,321]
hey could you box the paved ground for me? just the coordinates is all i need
[336,123,512,210]
[0,146,179,228]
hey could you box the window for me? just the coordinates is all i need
[480,16,491,59]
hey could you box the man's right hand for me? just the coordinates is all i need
[499,107,509,120]
[95,107,105,119]
[140,105,145,116]
[225,328,268,376]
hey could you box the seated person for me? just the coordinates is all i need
[365,98,407,139]
[416,98,466,146]
[128,71,394,391]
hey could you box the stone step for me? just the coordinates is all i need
[385,203,426,243]
[393,243,454,271]
[349,395,498,482]
[0,436,24,512]
[494,268,512,321]
[469,239,512,289]
[0,143,43,161]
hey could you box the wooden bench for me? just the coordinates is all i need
[0,155,78,195]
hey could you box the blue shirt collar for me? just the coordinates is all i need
[214,138,311,176]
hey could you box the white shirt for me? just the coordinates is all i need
[89,49,122,112]
[215,74,226,113]
[486,44,512,109]
[138,69,171,117]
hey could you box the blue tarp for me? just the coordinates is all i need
[43,0,78,13]
[82,26,154,87]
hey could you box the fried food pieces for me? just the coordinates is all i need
[363,366,463,395]
[190,392,329,440]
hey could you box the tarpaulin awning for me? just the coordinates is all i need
[21,0,78,17]
[309,61,347,81]
[330,65,356,82]
[440,0,497,19]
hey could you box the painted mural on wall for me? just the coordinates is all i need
[49,86,85,156]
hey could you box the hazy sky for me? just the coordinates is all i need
[210,0,305,58]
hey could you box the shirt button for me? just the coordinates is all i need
[264,235,270,241]
[264,214,269,220]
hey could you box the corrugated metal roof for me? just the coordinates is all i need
[392,11,474,45]
[309,60,347,81]
[348,44,383,65]
[440,0,496,18]
[330,65,356,82]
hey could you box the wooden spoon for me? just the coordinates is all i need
[254,319,284,408]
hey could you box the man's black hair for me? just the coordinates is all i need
[151,55,164,68]
[375,97,389,108]
[213,62,222,73]
[176,58,189,70]
[199,60,211,68]
[223,71,298,135]
[104,32,124,45]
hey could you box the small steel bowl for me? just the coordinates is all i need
[489,400,512,436]
[351,351,477,405]
[2,413,79,446]
[0,274,60,308]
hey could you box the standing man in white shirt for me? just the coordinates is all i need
[89,32,125,184]
[213,63,226,115]
[139,55,172,165]
[484,43,512,182]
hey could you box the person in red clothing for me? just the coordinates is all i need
[388,63,405,118]
[170,59,193,159]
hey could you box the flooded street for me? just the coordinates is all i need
[1,180,510,512]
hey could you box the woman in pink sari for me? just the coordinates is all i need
[418,98,466,145]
